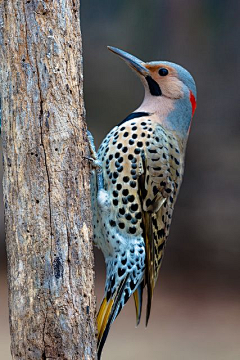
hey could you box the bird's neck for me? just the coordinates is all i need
[136,94,174,122]
[135,92,192,139]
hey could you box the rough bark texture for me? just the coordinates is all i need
[0,1,97,359]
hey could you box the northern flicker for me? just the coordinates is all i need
[89,46,197,359]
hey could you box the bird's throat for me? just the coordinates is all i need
[136,94,174,125]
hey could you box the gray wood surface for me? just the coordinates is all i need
[0,1,96,359]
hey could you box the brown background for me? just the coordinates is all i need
[1,0,240,359]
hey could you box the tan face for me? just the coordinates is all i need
[144,63,184,99]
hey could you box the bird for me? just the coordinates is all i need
[89,46,197,359]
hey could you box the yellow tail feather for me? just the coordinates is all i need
[133,282,143,326]
[97,297,114,344]
[133,290,139,321]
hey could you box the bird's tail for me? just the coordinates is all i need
[97,275,130,360]
[133,282,143,326]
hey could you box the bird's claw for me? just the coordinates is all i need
[85,156,103,172]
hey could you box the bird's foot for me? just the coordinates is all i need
[87,130,98,159]
[86,130,104,190]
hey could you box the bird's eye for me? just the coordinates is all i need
[158,68,168,76]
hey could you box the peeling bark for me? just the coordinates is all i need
[0,1,96,359]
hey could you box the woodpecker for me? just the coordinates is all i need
[89,46,197,359]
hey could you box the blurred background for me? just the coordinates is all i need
[1,0,240,359]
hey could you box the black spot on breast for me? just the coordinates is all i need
[119,208,125,215]
[132,134,138,139]
[130,203,138,212]
[127,195,135,202]
[125,213,132,221]
[113,199,118,206]
[117,143,122,149]
[123,176,129,183]
[113,190,118,197]
[131,218,138,225]
[129,139,134,145]
[122,189,129,196]
[122,146,128,153]
[119,222,125,229]
[117,184,122,190]
[110,220,116,227]
[130,181,136,188]
[134,148,141,155]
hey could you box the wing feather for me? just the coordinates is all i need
[139,126,183,324]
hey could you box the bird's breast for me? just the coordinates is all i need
[96,117,182,256]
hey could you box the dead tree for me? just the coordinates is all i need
[0,1,97,359]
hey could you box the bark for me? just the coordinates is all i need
[0,1,96,359]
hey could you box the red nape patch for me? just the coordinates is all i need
[189,90,197,117]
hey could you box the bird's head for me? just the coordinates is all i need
[108,46,197,138]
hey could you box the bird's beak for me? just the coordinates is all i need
[108,46,149,77]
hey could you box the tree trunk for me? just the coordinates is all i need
[0,1,97,359]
